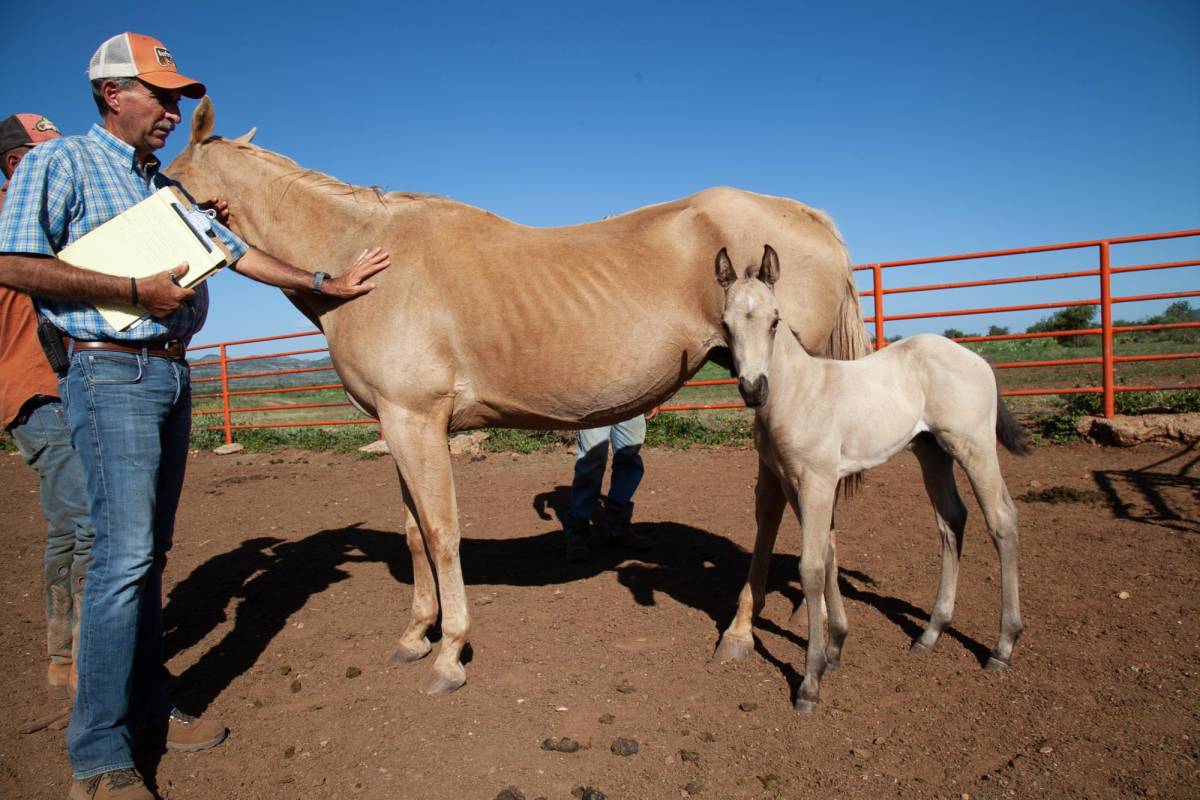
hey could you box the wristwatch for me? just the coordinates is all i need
[312,271,331,294]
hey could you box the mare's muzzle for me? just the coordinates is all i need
[738,375,769,407]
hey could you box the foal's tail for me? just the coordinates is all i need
[996,392,1032,455]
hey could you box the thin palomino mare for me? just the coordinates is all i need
[166,98,873,694]
[712,245,1029,711]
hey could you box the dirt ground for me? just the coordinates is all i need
[1,439,1197,800]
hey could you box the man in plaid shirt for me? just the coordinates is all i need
[0,33,390,800]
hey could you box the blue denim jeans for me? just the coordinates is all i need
[62,349,191,780]
[567,415,647,526]
[9,400,94,665]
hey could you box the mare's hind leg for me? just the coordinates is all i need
[714,457,786,662]
[391,473,437,663]
[910,434,968,656]
[380,406,471,694]
[959,448,1023,671]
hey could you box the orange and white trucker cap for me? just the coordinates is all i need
[88,33,206,98]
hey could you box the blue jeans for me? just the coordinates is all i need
[567,415,647,526]
[9,400,94,666]
[62,349,191,780]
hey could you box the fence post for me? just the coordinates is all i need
[219,343,233,445]
[872,264,885,350]
[1099,242,1115,418]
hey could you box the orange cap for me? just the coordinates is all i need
[88,33,206,99]
[0,114,61,153]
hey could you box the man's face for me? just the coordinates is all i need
[113,79,183,155]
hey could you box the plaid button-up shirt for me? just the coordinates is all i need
[0,124,248,344]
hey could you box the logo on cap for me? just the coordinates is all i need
[154,47,175,68]
[34,117,60,134]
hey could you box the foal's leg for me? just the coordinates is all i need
[823,533,849,668]
[380,407,471,693]
[794,473,837,712]
[390,473,438,664]
[910,435,968,656]
[960,449,1023,671]
[714,458,786,662]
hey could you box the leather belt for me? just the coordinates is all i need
[65,337,186,360]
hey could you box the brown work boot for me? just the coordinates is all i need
[68,768,153,800]
[164,709,227,752]
[47,660,72,701]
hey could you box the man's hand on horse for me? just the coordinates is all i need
[138,262,196,317]
[324,247,391,298]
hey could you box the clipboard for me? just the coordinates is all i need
[57,186,233,331]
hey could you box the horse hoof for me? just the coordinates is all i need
[794,697,819,713]
[390,638,432,664]
[712,634,754,663]
[909,640,934,657]
[984,656,1010,672]
[419,666,466,695]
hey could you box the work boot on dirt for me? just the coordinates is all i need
[564,518,592,563]
[163,709,227,752]
[600,499,653,551]
[68,768,153,800]
[47,660,72,700]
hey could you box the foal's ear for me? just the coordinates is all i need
[759,244,780,287]
[715,247,737,288]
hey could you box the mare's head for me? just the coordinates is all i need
[164,97,257,202]
[716,245,781,408]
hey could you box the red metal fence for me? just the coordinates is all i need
[191,228,1199,443]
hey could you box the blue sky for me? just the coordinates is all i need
[2,1,1197,350]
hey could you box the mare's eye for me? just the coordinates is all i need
[769,318,780,332]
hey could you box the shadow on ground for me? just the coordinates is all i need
[1092,441,1199,534]
[162,485,979,714]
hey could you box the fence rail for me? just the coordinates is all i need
[191,228,1200,442]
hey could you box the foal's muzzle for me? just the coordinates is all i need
[738,375,769,407]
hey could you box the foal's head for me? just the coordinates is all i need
[716,245,781,408]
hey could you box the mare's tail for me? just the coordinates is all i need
[996,392,1032,455]
[830,269,874,499]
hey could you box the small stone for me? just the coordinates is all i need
[616,680,636,694]
[541,738,557,751]
[213,442,244,455]
[555,706,568,712]
[572,787,606,800]
[598,713,615,724]
[961,794,972,800]
[357,440,390,455]
[851,747,872,760]
[758,774,781,790]
[680,749,700,764]
[683,779,704,795]
[556,737,580,753]
[738,702,758,712]
[1117,591,1131,600]
[290,679,302,693]
[477,596,494,606]
[610,737,639,756]
[279,665,292,676]
[283,746,295,759]
[345,666,362,679]
[495,787,525,800]
[1039,745,1054,754]
[873,736,886,746]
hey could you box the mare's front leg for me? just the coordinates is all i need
[390,472,438,664]
[793,473,837,712]
[714,457,786,662]
[380,405,470,694]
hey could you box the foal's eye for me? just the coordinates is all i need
[769,318,780,332]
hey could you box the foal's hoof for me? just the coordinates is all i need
[712,634,754,663]
[794,697,819,713]
[909,640,934,657]
[419,665,467,695]
[984,655,1010,672]
[390,638,432,664]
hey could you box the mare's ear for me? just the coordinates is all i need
[190,97,215,145]
[233,127,257,144]
[759,244,780,287]
[715,247,737,287]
